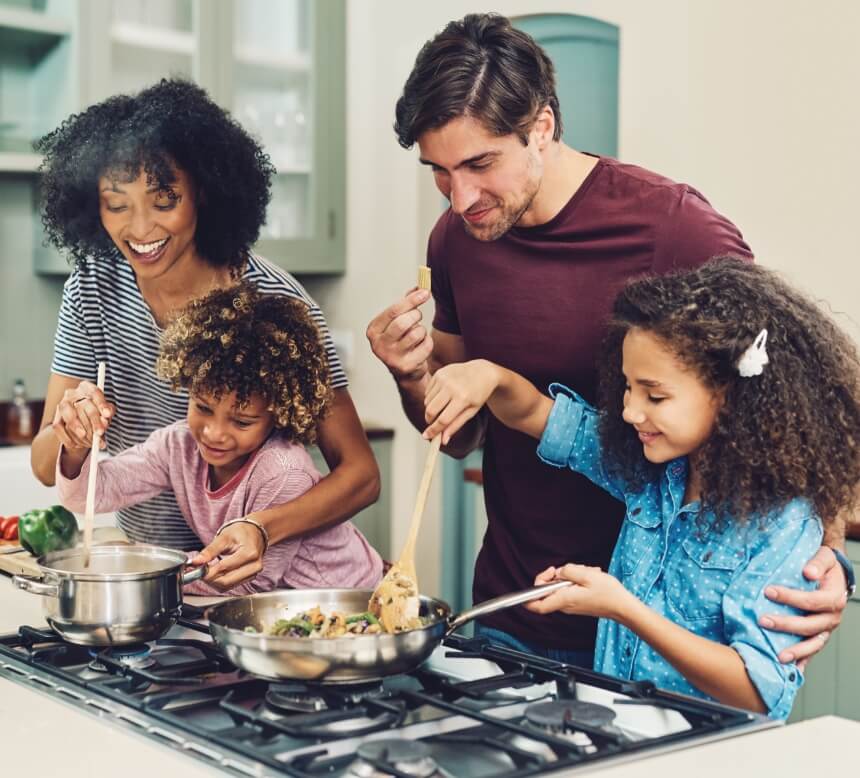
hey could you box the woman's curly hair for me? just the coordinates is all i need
[156,282,333,445]
[35,78,275,274]
[597,257,860,526]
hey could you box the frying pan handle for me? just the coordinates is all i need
[445,579,572,636]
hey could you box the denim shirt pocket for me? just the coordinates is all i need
[619,507,662,578]
[665,537,746,623]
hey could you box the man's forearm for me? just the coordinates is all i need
[31,425,60,486]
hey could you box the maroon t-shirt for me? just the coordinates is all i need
[429,156,753,650]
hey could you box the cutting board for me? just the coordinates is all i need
[0,527,129,577]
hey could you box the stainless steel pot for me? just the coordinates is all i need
[12,543,206,646]
[205,580,571,683]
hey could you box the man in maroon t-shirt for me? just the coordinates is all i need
[367,13,847,663]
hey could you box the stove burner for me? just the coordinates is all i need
[348,739,438,778]
[265,679,385,714]
[525,700,617,732]
[87,643,155,672]
[265,681,328,713]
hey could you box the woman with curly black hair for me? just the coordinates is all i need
[55,282,383,595]
[421,258,860,719]
[30,79,381,589]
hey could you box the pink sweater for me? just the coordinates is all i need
[56,421,383,595]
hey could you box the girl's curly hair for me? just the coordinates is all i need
[35,78,275,274]
[597,257,860,526]
[156,282,333,445]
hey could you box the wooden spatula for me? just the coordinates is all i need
[370,434,442,632]
[82,361,106,568]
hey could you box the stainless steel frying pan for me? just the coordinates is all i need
[205,581,571,683]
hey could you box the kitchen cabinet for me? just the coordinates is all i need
[309,431,392,560]
[789,539,860,722]
[1,0,346,278]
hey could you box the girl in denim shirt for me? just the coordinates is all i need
[422,258,860,719]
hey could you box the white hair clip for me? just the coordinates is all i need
[737,329,769,377]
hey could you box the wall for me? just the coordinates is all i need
[304,0,860,597]
[0,176,66,404]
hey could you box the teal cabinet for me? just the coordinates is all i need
[513,13,619,156]
[308,433,392,560]
[789,540,860,722]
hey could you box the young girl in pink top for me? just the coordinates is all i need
[56,282,383,594]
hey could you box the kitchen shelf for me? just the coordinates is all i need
[234,45,310,73]
[110,21,194,55]
[0,6,70,55]
[0,151,40,174]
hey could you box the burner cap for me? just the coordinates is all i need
[87,643,156,672]
[352,739,437,777]
[525,700,616,731]
[266,682,328,713]
[266,679,385,714]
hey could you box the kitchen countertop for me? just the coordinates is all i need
[1,572,857,775]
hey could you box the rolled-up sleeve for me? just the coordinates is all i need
[536,383,626,502]
[722,502,823,719]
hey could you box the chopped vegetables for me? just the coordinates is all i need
[255,605,425,638]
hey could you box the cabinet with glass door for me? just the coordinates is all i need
[217,0,345,274]
[22,0,345,276]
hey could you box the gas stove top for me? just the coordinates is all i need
[0,610,777,777]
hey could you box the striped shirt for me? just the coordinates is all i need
[51,251,347,550]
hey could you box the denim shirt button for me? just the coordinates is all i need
[624,645,632,657]
[789,671,796,682]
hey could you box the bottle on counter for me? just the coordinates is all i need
[6,379,34,444]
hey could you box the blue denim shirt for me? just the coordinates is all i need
[537,384,822,720]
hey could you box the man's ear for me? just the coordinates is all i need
[531,105,555,150]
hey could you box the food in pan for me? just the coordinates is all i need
[368,567,421,633]
[246,600,427,639]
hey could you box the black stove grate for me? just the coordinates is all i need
[0,626,764,778]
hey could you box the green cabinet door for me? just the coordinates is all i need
[790,539,860,722]
[309,434,392,560]
[513,14,619,156]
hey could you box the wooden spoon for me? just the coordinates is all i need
[82,361,106,567]
[370,434,442,632]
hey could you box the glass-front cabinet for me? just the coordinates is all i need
[0,0,79,173]
[0,0,345,276]
[219,0,345,273]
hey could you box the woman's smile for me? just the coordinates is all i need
[127,236,170,263]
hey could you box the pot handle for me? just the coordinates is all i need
[182,563,207,585]
[445,579,572,637]
[12,575,60,597]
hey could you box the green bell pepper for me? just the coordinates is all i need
[18,505,80,557]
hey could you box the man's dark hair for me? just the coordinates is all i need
[394,13,562,148]
[36,78,275,274]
